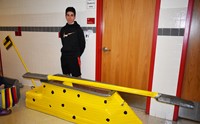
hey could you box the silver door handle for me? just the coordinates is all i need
[102,47,111,52]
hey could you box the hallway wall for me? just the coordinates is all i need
[0,0,97,85]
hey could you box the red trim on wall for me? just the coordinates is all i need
[15,26,22,36]
[95,0,103,81]
[173,0,194,121]
[146,0,161,114]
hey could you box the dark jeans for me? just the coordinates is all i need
[61,55,81,77]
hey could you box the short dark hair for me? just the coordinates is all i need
[65,7,76,16]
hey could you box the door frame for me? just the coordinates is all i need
[145,0,161,114]
[173,0,194,121]
[95,0,161,113]
[95,0,103,82]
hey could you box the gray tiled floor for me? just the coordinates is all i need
[0,86,199,124]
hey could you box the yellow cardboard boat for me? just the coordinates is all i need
[23,72,194,124]
[26,82,142,123]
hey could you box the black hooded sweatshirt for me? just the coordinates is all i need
[60,21,85,57]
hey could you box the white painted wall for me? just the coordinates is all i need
[150,0,188,120]
[0,0,96,86]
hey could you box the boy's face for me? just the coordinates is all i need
[65,11,75,24]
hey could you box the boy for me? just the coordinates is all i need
[60,7,85,77]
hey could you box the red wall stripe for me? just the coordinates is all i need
[146,0,161,114]
[173,0,194,121]
[15,26,22,36]
[95,0,103,81]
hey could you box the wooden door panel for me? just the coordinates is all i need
[181,0,200,102]
[102,0,156,89]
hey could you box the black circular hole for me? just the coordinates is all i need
[31,86,35,89]
[43,85,46,88]
[61,104,65,107]
[106,118,110,122]
[77,94,80,98]
[63,89,66,93]
[51,90,54,94]
[104,100,107,104]
[83,107,86,111]
[49,105,51,107]
[33,98,35,102]
[72,115,76,119]
[124,111,128,115]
